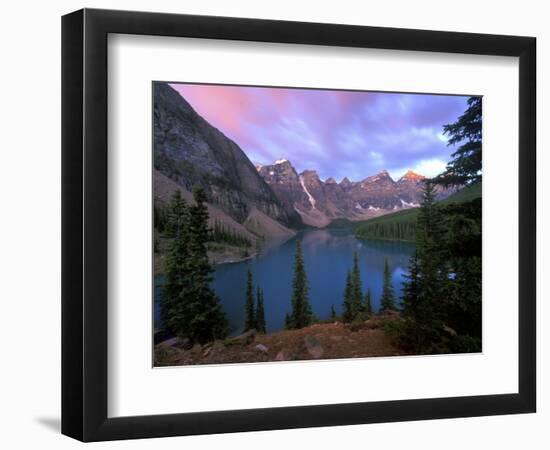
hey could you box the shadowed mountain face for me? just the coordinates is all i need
[153,83,301,228]
[257,160,310,220]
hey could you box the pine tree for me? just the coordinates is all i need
[161,188,228,344]
[433,96,482,187]
[401,252,420,317]
[416,182,444,256]
[244,268,256,331]
[398,182,448,352]
[364,287,372,316]
[342,253,363,323]
[330,304,337,321]
[161,190,191,335]
[342,270,355,323]
[154,203,167,233]
[185,187,228,343]
[380,258,396,312]
[400,251,422,351]
[429,96,482,352]
[288,240,312,329]
[255,287,266,333]
[284,312,292,330]
[415,182,446,332]
[350,252,363,317]
[445,255,482,348]
[394,98,482,354]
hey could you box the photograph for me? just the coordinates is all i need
[0,1,541,446]
[152,82,482,366]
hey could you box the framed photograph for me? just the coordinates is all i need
[62,8,536,442]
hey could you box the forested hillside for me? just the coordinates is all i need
[354,182,481,241]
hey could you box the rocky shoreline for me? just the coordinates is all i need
[154,314,407,366]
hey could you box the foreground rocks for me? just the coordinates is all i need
[304,335,324,359]
[154,317,406,366]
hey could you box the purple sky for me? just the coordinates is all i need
[170,83,470,181]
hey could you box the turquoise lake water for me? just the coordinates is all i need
[154,228,415,334]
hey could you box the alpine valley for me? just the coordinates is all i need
[153,82,455,255]
[153,82,483,365]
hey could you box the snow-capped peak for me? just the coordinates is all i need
[274,158,288,165]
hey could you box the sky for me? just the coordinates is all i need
[169,83,471,182]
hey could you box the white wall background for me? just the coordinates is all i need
[0,0,546,448]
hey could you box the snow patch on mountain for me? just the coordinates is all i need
[399,198,420,208]
[299,175,317,210]
[275,159,288,165]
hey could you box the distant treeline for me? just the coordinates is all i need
[154,199,251,248]
[355,183,481,242]
[210,219,251,248]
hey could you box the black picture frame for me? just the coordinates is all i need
[62,8,536,442]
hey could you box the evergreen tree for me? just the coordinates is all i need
[342,253,364,322]
[400,252,423,351]
[350,252,363,316]
[445,255,482,350]
[342,270,355,323]
[398,183,448,352]
[284,312,292,330]
[255,287,266,333]
[364,288,372,316]
[330,304,337,321]
[415,182,446,333]
[161,188,228,344]
[154,203,167,233]
[244,268,256,331]
[288,240,312,329]
[395,98,482,354]
[433,96,482,187]
[185,187,228,343]
[161,190,191,335]
[380,258,396,312]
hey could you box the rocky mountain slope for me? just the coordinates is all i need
[257,160,452,227]
[154,169,259,244]
[153,83,301,229]
[154,169,295,266]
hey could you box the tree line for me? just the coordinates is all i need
[210,219,251,248]
[340,252,398,322]
[355,216,417,241]
[155,200,252,248]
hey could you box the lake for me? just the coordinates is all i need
[154,228,415,334]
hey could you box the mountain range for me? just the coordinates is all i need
[153,83,454,236]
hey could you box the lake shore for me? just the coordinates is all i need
[154,242,258,275]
